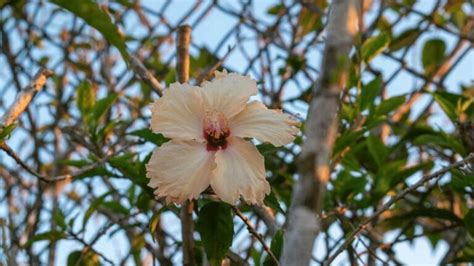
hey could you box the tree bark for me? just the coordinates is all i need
[280,1,359,265]
[176,24,197,266]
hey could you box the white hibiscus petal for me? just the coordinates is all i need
[211,137,270,205]
[150,83,206,141]
[230,101,300,146]
[146,140,215,204]
[202,72,258,119]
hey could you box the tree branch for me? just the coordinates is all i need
[176,24,196,266]
[280,1,359,265]
[231,206,279,265]
[130,55,164,97]
[0,68,53,127]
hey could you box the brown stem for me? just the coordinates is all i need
[0,68,53,127]
[176,24,196,266]
[231,206,279,265]
[130,55,164,97]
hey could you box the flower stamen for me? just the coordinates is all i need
[203,111,230,151]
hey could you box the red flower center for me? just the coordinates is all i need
[203,111,230,151]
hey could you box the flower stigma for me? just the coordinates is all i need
[203,110,230,151]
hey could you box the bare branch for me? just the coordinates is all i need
[231,206,279,265]
[130,55,164,97]
[0,68,53,127]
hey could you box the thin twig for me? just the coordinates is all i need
[325,153,474,265]
[0,68,53,127]
[67,230,115,265]
[253,205,279,236]
[130,55,163,97]
[195,45,235,85]
[0,142,49,182]
[231,206,280,265]
[0,142,130,183]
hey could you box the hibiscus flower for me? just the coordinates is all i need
[146,71,299,205]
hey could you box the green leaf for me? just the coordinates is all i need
[263,230,284,266]
[92,93,117,123]
[361,33,390,62]
[267,4,286,15]
[334,130,364,155]
[360,75,383,110]
[76,81,96,116]
[433,91,463,122]
[102,201,129,216]
[264,190,283,213]
[333,171,368,201]
[23,231,66,248]
[51,0,129,63]
[366,135,388,166]
[83,193,110,228]
[389,208,463,224]
[53,209,67,230]
[0,124,16,140]
[108,153,143,180]
[422,38,446,74]
[464,209,474,236]
[373,95,406,117]
[389,28,420,52]
[297,5,323,37]
[149,211,163,242]
[197,202,234,266]
[128,128,169,146]
[67,250,100,266]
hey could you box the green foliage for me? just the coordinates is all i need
[23,231,66,248]
[389,28,420,52]
[361,33,390,62]
[196,202,234,266]
[422,38,446,74]
[51,0,129,63]
[433,91,473,122]
[190,47,220,78]
[267,4,286,15]
[128,128,169,146]
[0,124,16,141]
[75,81,118,141]
[373,95,406,118]
[92,94,118,123]
[366,134,388,167]
[450,240,474,263]
[360,75,383,110]
[76,81,96,116]
[464,209,474,237]
[390,208,463,224]
[263,230,284,266]
[67,250,100,266]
